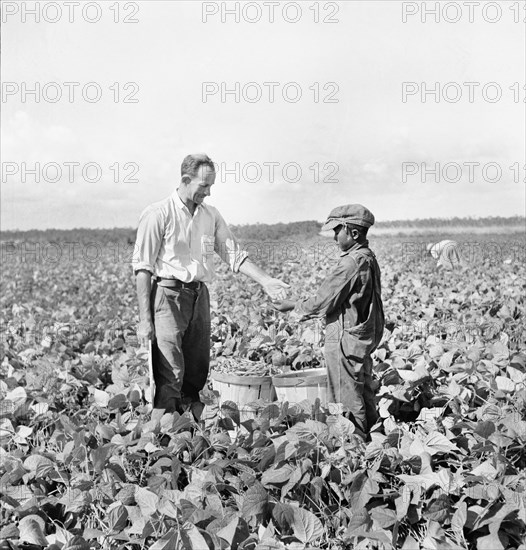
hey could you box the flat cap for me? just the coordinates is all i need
[321,204,375,231]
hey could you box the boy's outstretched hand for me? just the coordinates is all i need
[271,299,296,312]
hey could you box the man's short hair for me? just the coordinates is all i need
[181,153,215,178]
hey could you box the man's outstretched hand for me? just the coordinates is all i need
[263,278,290,301]
[238,260,290,300]
[271,299,296,313]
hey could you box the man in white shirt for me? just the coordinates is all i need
[132,153,289,414]
[427,240,465,269]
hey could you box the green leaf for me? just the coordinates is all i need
[451,501,467,533]
[216,516,250,550]
[108,503,128,532]
[291,507,324,544]
[241,481,268,519]
[410,432,460,456]
[60,488,92,513]
[345,509,372,536]
[510,353,526,369]
[125,505,147,535]
[18,515,47,546]
[217,517,239,546]
[397,363,430,384]
[272,501,296,531]
[91,443,114,473]
[108,393,128,409]
[370,505,397,529]
[221,400,241,425]
[254,537,285,550]
[83,528,105,540]
[349,472,378,512]
[93,389,110,407]
[281,464,305,498]
[347,528,392,546]
[401,535,420,550]
[158,497,179,520]
[181,523,211,550]
[470,460,498,481]
[477,533,505,550]
[395,485,412,520]
[475,421,495,439]
[326,414,355,438]
[135,487,159,518]
[0,524,19,539]
[261,464,295,487]
[424,495,451,522]
[150,528,180,550]
[23,454,54,478]
[398,472,446,492]
[495,376,514,392]
[5,387,27,410]
[63,535,91,550]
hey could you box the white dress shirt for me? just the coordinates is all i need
[132,191,248,282]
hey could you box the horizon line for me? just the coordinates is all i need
[1,215,525,234]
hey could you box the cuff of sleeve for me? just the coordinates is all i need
[232,251,249,273]
[295,299,310,320]
[132,262,154,274]
[295,298,325,321]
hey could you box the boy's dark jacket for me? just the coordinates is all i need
[296,240,384,359]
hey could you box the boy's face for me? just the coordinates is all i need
[333,224,357,251]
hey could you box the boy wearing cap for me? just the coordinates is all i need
[273,204,384,434]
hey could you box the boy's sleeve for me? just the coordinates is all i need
[295,257,359,320]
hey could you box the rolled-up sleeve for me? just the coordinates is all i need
[295,257,359,320]
[131,206,165,274]
[214,211,248,272]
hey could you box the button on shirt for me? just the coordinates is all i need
[132,191,248,282]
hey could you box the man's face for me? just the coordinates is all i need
[186,165,216,205]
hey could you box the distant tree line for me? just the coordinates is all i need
[374,216,525,229]
[0,228,135,243]
[231,221,322,241]
[230,216,525,241]
[2,216,523,242]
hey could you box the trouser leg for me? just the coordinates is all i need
[325,344,341,405]
[151,282,193,412]
[362,355,379,430]
[325,342,377,433]
[340,354,367,434]
[181,285,211,402]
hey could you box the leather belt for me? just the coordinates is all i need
[155,277,203,290]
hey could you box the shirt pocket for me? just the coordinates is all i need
[200,234,215,267]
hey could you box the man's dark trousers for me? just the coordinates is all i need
[150,280,210,412]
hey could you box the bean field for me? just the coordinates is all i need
[0,229,525,550]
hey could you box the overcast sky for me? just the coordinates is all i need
[2,1,525,230]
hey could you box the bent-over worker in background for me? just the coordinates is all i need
[427,240,465,269]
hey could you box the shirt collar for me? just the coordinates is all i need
[340,239,369,257]
[172,189,204,216]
